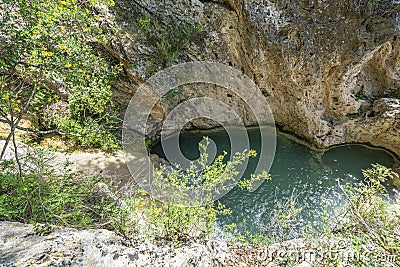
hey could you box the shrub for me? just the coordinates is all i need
[0,0,121,152]
[0,148,125,232]
[315,164,400,266]
[130,9,206,76]
[261,164,400,266]
[127,137,271,242]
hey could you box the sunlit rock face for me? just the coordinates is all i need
[110,0,400,156]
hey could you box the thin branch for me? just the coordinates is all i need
[0,108,11,123]
[12,127,22,176]
[0,132,13,161]
[337,180,376,235]
[337,180,393,254]
[0,119,81,137]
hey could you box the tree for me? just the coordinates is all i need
[0,0,122,172]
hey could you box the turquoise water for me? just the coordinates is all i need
[151,128,398,239]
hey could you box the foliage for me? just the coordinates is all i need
[50,115,121,150]
[355,89,368,100]
[224,193,303,246]
[0,0,122,153]
[346,113,359,119]
[132,192,231,242]
[256,164,400,267]
[0,148,126,231]
[386,91,399,99]
[320,164,400,266]
[268,195,303,239]
[129,8,205,75]
[126,137,271,242]
[160,88,187,108]
[152,137,270,205]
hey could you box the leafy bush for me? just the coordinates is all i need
[0,0,121,151]
[129,8,205,75]
[0,137,272,243]
[140,18,205,75]
[125,137,271,242]
[132,191,231,242]
[302,164,400,267]
[336,164,400,262]
[153,137,270,202]
[260,164,400,267]
[0,148,126,232]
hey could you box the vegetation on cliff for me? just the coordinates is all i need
[0,0,399,266]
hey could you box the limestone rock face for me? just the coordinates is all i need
[110,0,400,156]
[0,221,225,267]
[373,98,400,119]
[0,221,316,267]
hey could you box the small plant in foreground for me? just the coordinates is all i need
[0,148,125,233]
[127,137,271,242]
[319,164,400,266]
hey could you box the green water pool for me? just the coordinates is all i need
[151,128,398,240]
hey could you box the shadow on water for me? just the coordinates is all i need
[151,128,398,240]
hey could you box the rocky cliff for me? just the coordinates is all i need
[108,0,400,156]
[0,221,317,267]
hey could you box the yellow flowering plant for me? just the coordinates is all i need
[141,137,271,241]
[0,0,121,162]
